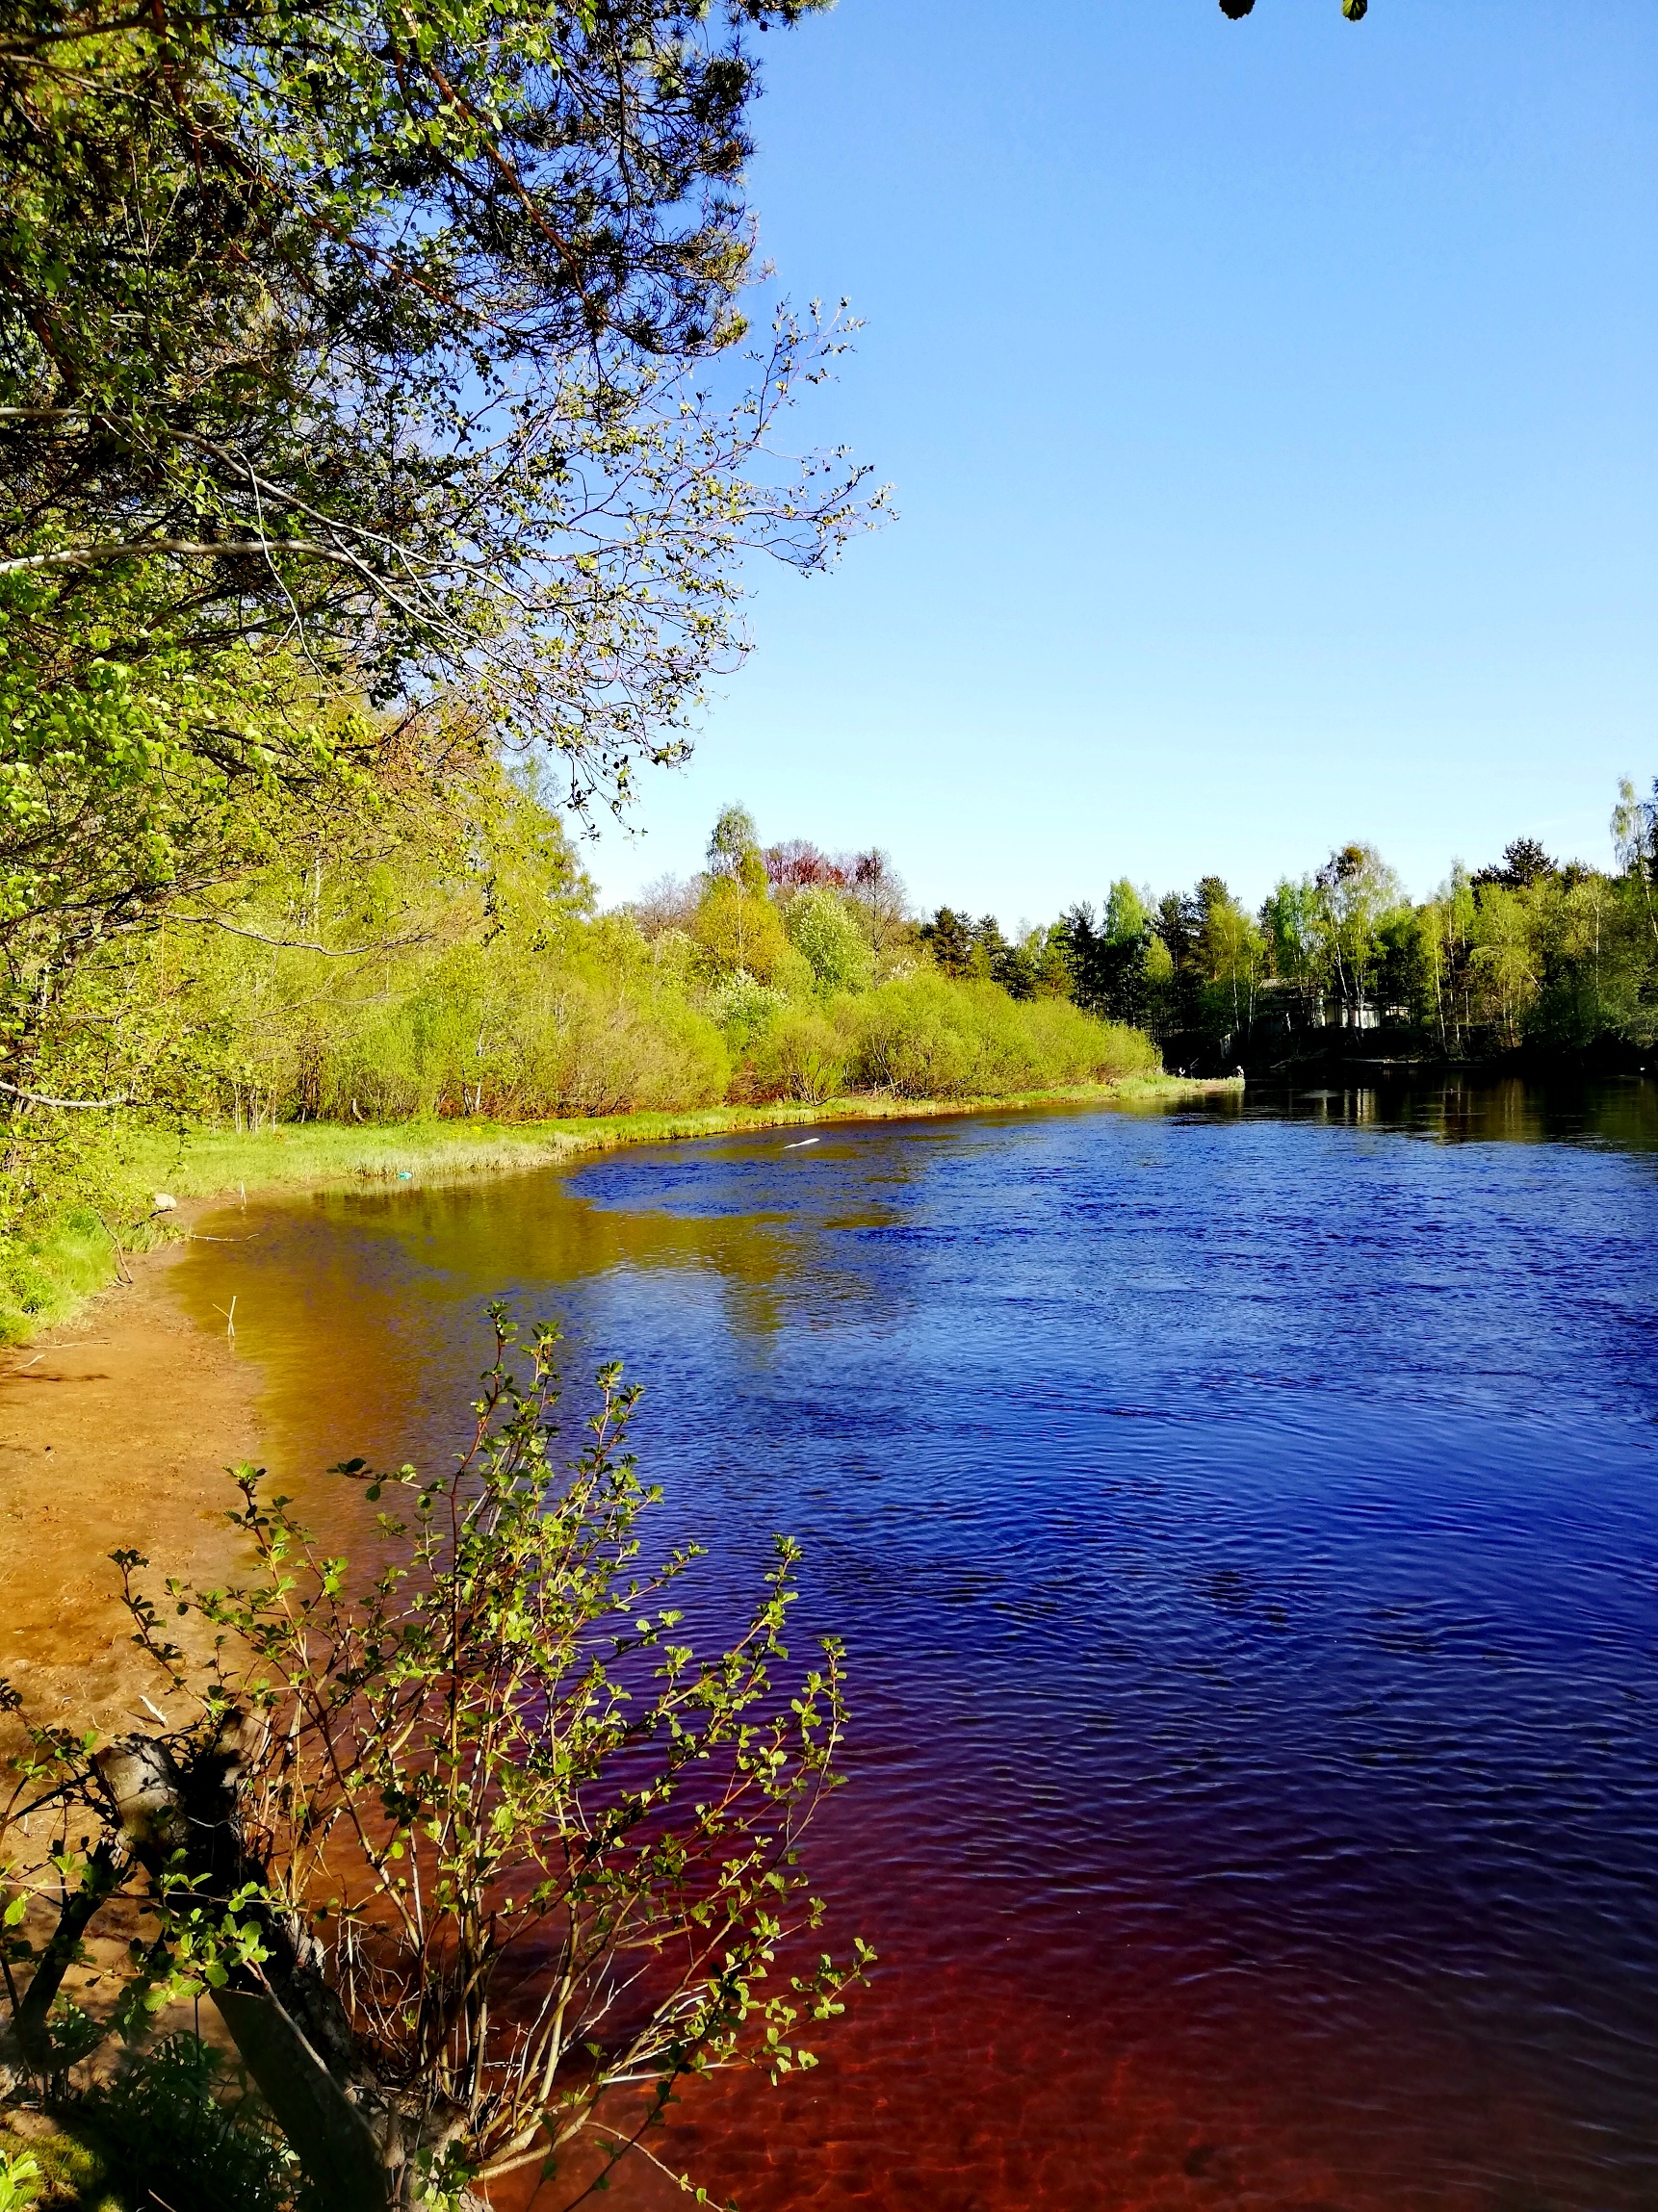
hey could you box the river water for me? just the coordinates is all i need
[177,1080,1658,2211]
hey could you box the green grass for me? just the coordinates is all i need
[0,1075,1235,1344]
[0,1202,165,1345]
[129,1076,1231,1201]
[0,2113,121,2211]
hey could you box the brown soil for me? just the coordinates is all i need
[0,1223,258,1739]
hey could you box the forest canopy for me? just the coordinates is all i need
[2,0,880,799]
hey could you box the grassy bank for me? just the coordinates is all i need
[1,1076,1235,1341]
[133,1076,1233,1198]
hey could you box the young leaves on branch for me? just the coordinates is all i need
[2,0,884,798]
[0,1310,868,2207]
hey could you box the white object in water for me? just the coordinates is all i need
[783,1138,820,1149]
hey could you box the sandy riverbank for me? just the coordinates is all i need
[0,1236,259,1736]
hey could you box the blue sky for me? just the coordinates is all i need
[583,0,1658,925]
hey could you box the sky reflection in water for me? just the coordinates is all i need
[177,1080,1658,2211]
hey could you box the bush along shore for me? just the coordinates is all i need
[15,746,1658,1330]
[0,787,1178,1339]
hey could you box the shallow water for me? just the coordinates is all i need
[178,1079,1658,2210]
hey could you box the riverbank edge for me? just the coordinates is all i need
[139,1074,1237,1204]
[0,1077,1236,1348]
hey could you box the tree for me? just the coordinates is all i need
[1466,884,1541,1046]
[994,924,1072,1004]
[1220,0,1368,19]
[844,850,909,957]
[2,0,882,807]
[1150,887,1205,1034]
[918,907,976,981]
[785,887,873,995]
[0,1318,868,2208]
[1153,887,1203,973]
[970,913,1012,989]
[763,840,848,895]
[1060,898,1151,1027]
[1259,877,1321,1016]
[1194,880,1264,1037]
[1311,842,1405,1017]
[706,804,764,887]
[692,877,791,983]
[1102,880,1151,943]
[695,806,785,981]
[1474,838,1557,892]
[1611,777,1658,953]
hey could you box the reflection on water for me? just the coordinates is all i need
[175,1082,1658,2211]
[1259,1068,1658,1150]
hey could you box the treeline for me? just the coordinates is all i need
[140,796,1156,1131]
[914,795,1658,1067]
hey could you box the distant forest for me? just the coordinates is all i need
[31,780,1655,1187]
[914,786,1658,1069]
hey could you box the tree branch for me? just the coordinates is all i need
[0,538,333,578]
[170,915,429,957]
[0,1078,133,1108]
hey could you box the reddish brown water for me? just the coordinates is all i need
[177,1082,1658,2211]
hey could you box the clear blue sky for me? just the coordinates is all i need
[583,0,1658,925]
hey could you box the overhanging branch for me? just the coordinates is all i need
[172,914,429,957]
[0,538,332,578]
[0,1077,133,1108]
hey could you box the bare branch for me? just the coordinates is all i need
[170,914,431,957]
[0,538,333,578]
[0,1077,132,1108]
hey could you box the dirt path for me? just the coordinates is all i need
[0,1228,258,1738]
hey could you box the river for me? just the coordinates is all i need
[176,1078,1658,2211]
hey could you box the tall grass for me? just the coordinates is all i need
[0,1202,151,1341]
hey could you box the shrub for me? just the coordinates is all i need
[1,1319,868,2209]
[845,974,1158,1098]
[747,1005,847,1102]
[785,888,873,996]
[706,967,790,1054]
